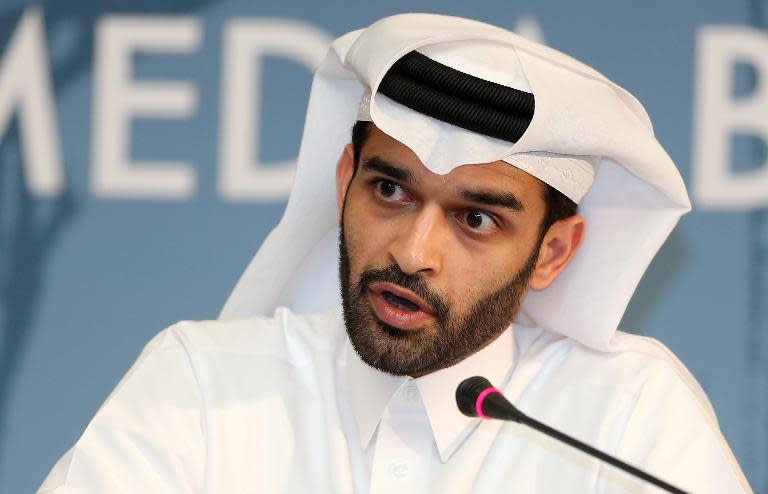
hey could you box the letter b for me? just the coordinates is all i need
[693,27,768,208]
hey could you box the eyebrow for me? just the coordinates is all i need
[362,157,414,183]
[460,189,524,212]
[362,156,523,212]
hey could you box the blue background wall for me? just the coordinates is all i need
[0,1,766,492]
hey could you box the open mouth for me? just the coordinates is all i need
[382,290,421,311]
[367,282,434,330]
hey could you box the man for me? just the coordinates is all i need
[40,13,752,493]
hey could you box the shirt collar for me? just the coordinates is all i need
[340,337,409,451]
[341,325,516,463]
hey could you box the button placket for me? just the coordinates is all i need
[369,380,438,493]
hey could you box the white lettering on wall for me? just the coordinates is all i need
[0,8,63,197]
[91,16,201,199]
[219,19,331,201]
[693,27,768,208]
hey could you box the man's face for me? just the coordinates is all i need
[339,126,551,377]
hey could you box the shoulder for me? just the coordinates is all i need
[514,329,751,491]
[156,306,345,367]
[518,327,694,385]
[599,331,716,423]
[543,329,709,396]
[515,326,716,424]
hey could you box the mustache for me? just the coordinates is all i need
[357,265,450,323]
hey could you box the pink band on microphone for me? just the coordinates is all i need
[476,387,502,419]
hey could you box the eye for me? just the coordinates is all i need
[374,180,407,202]
[459,210,498,233]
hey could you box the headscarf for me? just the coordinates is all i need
[220,13,691,354]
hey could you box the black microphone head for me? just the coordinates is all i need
[456,376,493,417]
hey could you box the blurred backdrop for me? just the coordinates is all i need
[0,1,766,492]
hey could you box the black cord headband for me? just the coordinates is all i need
[377,51,535,143]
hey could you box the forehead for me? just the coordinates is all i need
[360,125,546,197]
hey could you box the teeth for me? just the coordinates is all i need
[383,291,420,311]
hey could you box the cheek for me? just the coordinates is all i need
[442,246,530,306]
[342,195,397,271]
[443,264,494,309]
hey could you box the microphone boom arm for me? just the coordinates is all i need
[515,408,688,494]
[456,376,689,494]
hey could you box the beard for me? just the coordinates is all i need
[339,224,540,376]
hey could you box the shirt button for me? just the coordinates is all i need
[390,461,409,478]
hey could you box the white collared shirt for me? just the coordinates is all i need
[39,307,752,493]
[340,318,516,493]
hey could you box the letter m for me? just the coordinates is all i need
[0,8,62,196]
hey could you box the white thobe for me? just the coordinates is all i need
[39,307,752,493]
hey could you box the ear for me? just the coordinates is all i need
[336,143,356,223]
[529,215,585,290]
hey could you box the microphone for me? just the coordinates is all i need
[456,376,689,494]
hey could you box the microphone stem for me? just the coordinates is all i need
[516,413,689,494]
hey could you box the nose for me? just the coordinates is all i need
[388,204,446,276]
